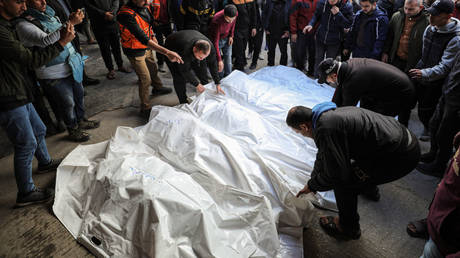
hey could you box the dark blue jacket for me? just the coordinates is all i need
[308,0,353,45]
[344,6,388,59]
[262,0,291,32]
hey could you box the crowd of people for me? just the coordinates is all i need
[0,0,459,256]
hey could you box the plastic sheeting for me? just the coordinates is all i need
[53,66,337,258]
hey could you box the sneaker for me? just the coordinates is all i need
[79,119,100,130]
[68,127,90,142]
[416,162,445,178]
[151,87,172,96]
[37,158,63,174]
[249,63,257,70]
[360,186,380,202]
[15,188,54,208]
[258,54,264,60]
[420,151,436,163]
[158,64,166,73]
[139,109,151,119]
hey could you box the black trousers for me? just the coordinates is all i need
[248,28,263,65]
[334,131,420,233]
[416,79,443,129]
[294,31,315,72]
[233,30,249,70]
[267,33,288,66]
[154,24,173,66]
[93,28,124,71]
[165,60,209,104]
[428,97,460,165]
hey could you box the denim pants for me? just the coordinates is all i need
[218,38,232,78]
[0,103,51,194]
[43,76,85,129]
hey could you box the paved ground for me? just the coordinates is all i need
[0,38,440,258]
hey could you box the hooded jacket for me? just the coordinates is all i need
[308,0,353,45]
[289,0,318,34]
[417,17,460,81]
[344,6,389,59]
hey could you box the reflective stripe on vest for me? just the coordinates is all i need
[118,6,155,49]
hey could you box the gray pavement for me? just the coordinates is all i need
[0,37,440,258]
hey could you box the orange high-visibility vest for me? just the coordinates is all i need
[118,4,159,49]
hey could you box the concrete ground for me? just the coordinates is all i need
[0,37,440,258]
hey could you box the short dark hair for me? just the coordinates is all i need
[224,4,237,17]
[360,0,377,3]
[194,40,210,53]
[286,106,312,129]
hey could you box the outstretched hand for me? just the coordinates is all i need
[296,184,314,197]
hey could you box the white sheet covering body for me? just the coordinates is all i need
[53,66,337,257]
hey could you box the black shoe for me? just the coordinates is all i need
[15,188,54,208]
[420,151,436,163]
[68,127,90,142]
[78,119,100,130]
[83,76,100,86]
[249,63,257,70]
[37,158,63,174]
[151,87,172,96]
[139,109,151,119]
[416,162,445,178]
[361,186,380,202]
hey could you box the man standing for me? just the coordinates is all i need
[289,0,318,75]
[164,30,225,104]
[86,0,132,80]
[318,58,416,125]
[231,0,257,71]
[263,0,291,66]
[16,0,101,142]
[154,0,173,72]
[408,0,460,141]
[343,0,389,59]
[176,0,215,34]
[288,103,420,239]
[0,0,73,206]
[208,4,237,78]
[118,0,183,117]
[382,0,429,72]
[303,0,353,77]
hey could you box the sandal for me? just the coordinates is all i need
[406,218,429,239]
[106,70,116,80]
[319,216,361,240]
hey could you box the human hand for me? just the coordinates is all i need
[265,30,270,35]
[218,60,224,72]
[228,37,233,45]
[381,53,389,63]
[166,50,184,64]
[105,12,114,21]
[331,6,340,15]
[281,31,289,39]
[69,9,84,25]
[296,184,313,197]
[291,34,297,43]
[303,25,313,34]
[409,69,422,79]
[196,84,205,93]
[58,22,75,47]
[342,49,350,56]
[216,84,225,95]
[251,28,257,37]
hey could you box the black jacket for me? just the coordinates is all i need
[332,58,415,116]
[231,0,257,36]
[85,0,120,30]
[308,106,412,191]
[164,30,220,85]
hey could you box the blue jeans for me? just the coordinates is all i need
[0,103,51,194]
[43,76,85,129]
[218,38,232,78]
[420,238,444,258]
